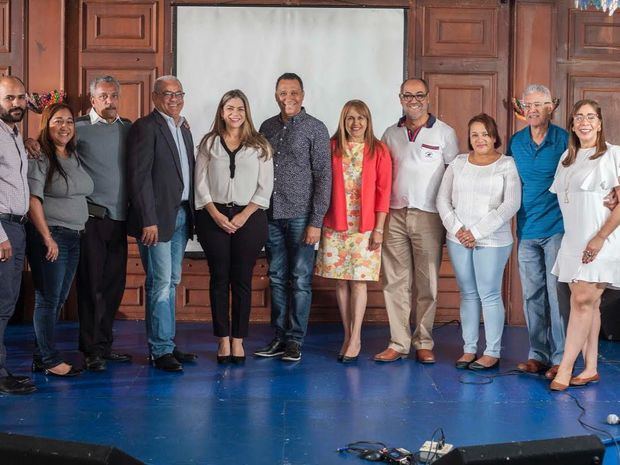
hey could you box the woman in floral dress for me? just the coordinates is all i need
[315,100,392,362]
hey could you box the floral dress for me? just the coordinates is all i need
[315,142,381,281]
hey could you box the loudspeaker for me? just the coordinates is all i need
[0,432,144,465]
[600,289,620,341]
[434,435,604,465]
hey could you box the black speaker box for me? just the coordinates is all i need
[434,435,604,465]
[600,289,620,341]
[0,432,144,465]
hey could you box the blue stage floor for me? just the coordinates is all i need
[1,321,619,465]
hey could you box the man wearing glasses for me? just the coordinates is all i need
[508,84,568,379]
[127,75,197,371]
[375,78,459,363]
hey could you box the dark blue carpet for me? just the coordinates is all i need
[1,321,619,465]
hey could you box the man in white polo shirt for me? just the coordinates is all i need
[375,78,459,363]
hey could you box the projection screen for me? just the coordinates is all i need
[176,6,405,250]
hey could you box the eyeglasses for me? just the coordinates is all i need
[522,102,551,110]
[573,113,598,123]
[159,91,185,100]
[94,93,119,101]
[399,92,428,102]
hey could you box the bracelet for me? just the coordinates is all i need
[373,228,384,234]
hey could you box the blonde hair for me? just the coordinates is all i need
[332,100,378,156]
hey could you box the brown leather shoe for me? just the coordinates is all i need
[549,379,569,391]
[373,348,407,363]
[545,365,560,380]
[415,349,435,364]
[570,373,600,386]
[516,359,549,374]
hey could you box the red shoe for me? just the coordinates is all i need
[544,365,560,380]
[516,359,549,374]
[415,349,436,364]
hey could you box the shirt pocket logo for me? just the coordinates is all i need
[421,144,440,162]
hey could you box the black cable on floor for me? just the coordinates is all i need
[561,391,620,465]
[458,369,524,385]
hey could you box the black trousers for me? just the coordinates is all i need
[195,205,268,338]
[77,216,128,356]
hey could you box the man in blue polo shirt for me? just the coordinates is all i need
[508,84,568,379]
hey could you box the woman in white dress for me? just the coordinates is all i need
[549,99,620,391]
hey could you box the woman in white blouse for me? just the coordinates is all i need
[437,113,521,370]
[194,90,274,364]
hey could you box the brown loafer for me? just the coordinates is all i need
[570,373,600,386]
[545,365,560,380]
[416,349,436,364]
[549,379,569,391]
[516,359,549,374]
[373,348,407,363]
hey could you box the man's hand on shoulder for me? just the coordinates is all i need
[141,225,159,246]
[0,239,13,262]
[603,189,618,211]
[24,138,42,159]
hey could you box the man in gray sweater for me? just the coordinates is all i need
[75,76,132,371]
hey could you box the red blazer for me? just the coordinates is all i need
[323,139,392,233]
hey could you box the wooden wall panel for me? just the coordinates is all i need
[425,72,497,151]
[569,74,620,144]
[84,1,158,52]
[570,8,620,60]
[0,0,9,53]
[423,6,498,58]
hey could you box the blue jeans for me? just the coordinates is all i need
[27,225,81,367]
[447,241,513,358]
[265,217,315,345]
[138,206,189,358]
[518,233,567,365]
[0,220,26,377]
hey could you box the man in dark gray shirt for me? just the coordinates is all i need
[254,73,331,362]
[75,76,133,371]
[0,76,36,394]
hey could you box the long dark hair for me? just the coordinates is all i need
[198,89,271,160]
[563,99,607,167]
[37,103,77,186]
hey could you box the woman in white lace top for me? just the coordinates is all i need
[437,113,521,370]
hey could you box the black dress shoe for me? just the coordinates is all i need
[85,355,107,372]
[153,353,183,372]
[254,338,286,358]
[0,376,37,395]
[44,364,82,377]
[173,348,198,363]
[6,371,33,385]
[103,352,132,363]
[217,355,232,364]
[281,342,302,362]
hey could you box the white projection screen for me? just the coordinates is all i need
[176,6,405,251]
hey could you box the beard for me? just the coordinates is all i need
[0,106,25,124]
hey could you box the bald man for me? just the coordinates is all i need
[0,76,36,394]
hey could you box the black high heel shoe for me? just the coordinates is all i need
[342,355,359,363]
[217,355,232,364]
[231,355,246,364]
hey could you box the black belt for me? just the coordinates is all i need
[0,213,28,224]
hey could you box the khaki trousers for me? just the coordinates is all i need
[381,208,444,353]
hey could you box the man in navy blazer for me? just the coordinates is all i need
[127,75,197,371]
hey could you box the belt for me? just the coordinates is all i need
[215,202,245,208]
[0,213,28,224]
